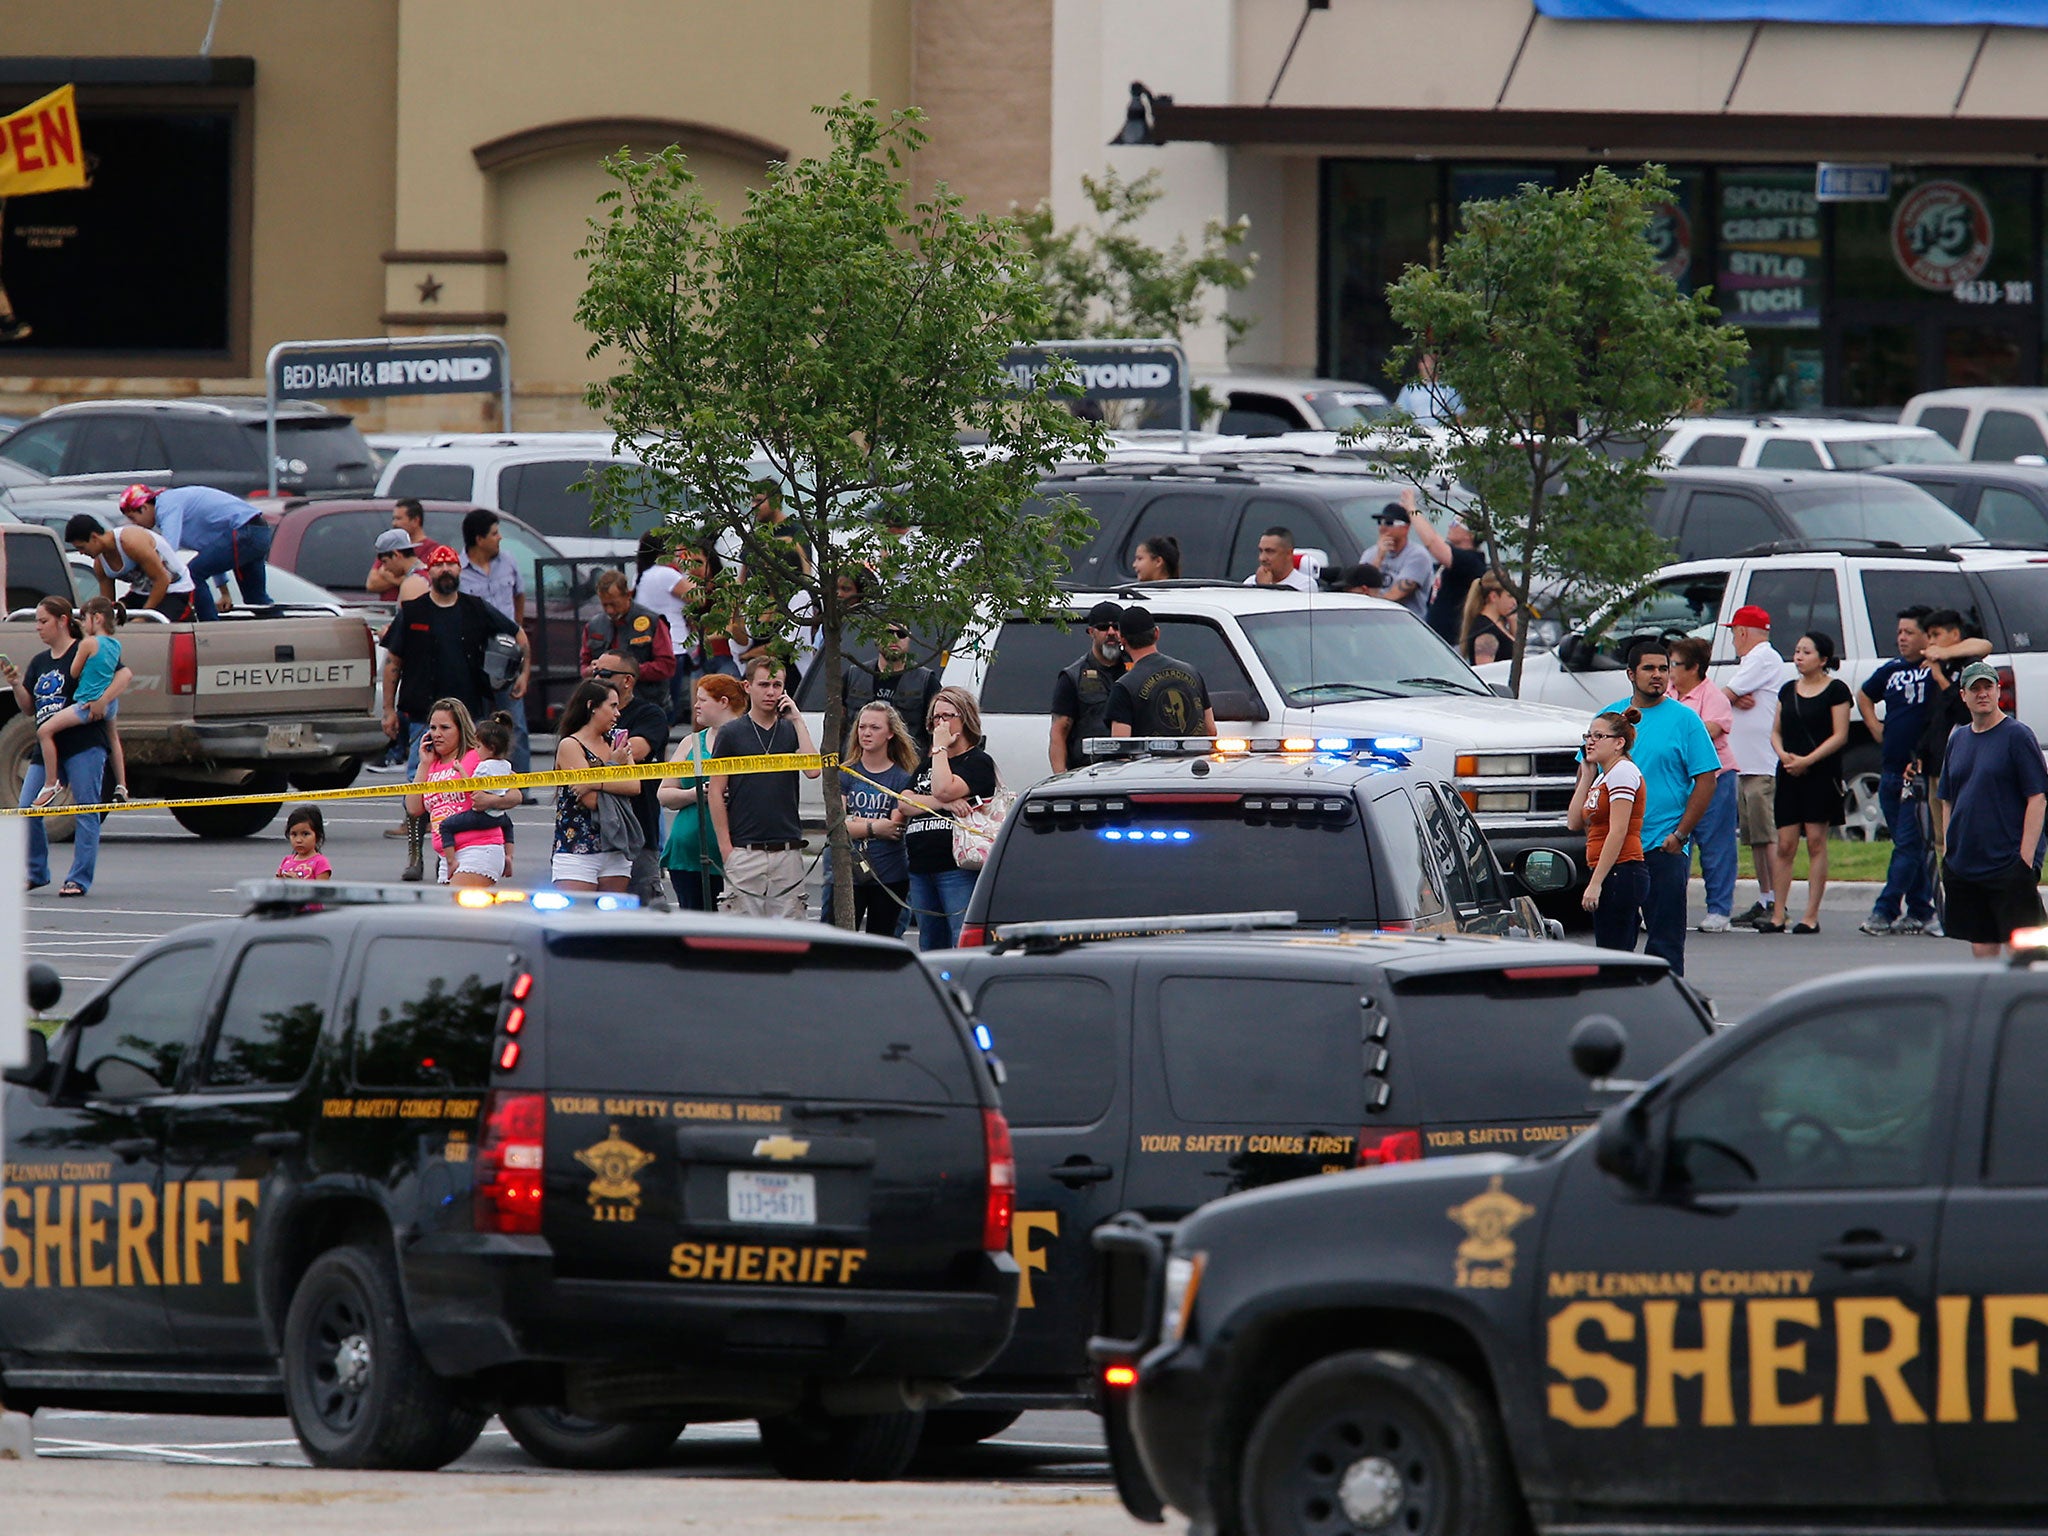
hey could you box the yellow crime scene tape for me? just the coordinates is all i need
[0,751,835,820]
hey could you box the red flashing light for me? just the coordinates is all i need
[956,923,989,948]
[168,632,197,696]
[1103,1364,1138,1389]
[982,1108,1015,1252]
[681,936,812,954]
[475,1090,546,1234]
[497,1040,520,1071]
[2001,665,2017,716]
[1501,965,1599,981]
[510,972,534,1001]
[1358,1127,1423,1167]
[503,1006,525,1036]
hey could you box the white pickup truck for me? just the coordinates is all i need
[801,584,1594,895]
[1480,546,2048,838]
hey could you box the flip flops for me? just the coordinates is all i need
[58,882,85,898]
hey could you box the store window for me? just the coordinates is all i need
[1323,162,1440,390]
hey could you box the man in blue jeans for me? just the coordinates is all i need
[1855,607,1962,936]
[119,484,272,620]
[1598,641,1720,974]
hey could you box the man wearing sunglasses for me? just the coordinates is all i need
[843,620,941,756]
[1049,601,1127,773]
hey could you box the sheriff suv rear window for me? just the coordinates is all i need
[543,935,977,1103]
[982,800,1377,927]
[1387,964,1709,1123]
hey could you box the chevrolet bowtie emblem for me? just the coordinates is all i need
[753,1134,812,1162]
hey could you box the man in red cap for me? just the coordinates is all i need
[378,543,526,879]
[1721,603,1791,927]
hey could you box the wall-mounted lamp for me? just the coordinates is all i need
[1110,81,1159,147]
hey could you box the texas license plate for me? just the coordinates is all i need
[266,722,312,753]
[727,1170,816,1225]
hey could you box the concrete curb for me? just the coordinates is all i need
[0,1409,31,1460]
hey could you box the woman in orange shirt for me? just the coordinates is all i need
[1567,707,1648,952]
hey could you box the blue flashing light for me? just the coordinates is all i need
[974,1023,994,1051]
[1370,735,1422,753]
[1172,829,1191,841]
[530,891,571,911]
[1316,736,1352,750]
[1099,827,1193,844]
[1148,829,1168,841]
[1102,828,1124,840]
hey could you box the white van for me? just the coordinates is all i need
[374,433,660,559]
[1900,387,2048,463]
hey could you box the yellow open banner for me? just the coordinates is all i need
[0,86,87,198]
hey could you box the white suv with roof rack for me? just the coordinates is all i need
[1660,415,1960,472]
[803,582,1595,896]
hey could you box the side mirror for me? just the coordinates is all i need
[1592,1101,1656,1191]
[1517,849,1576,895]
[26,962,61,1015]
[1569,1014,1627,1079]
[3,1027,48,1090]
[1488,681,1513,698]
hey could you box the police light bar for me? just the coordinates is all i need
[1078,735,1419,762]
[989,910,1298,954]
[239,880,640,914]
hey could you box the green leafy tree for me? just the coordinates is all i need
[1017,169,1256,423]
[576,99,1104,926]
[1370,165,1748,694]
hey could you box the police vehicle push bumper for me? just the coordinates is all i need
[404,1231,1015,1392]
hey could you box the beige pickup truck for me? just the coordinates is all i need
[0,523,383,837]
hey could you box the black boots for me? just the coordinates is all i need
[401,812,426,882]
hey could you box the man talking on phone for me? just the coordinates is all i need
[707,654,820,920]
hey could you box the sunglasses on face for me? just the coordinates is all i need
[592,667,632,681]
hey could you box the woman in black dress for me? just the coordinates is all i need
[1765,631,1853,934]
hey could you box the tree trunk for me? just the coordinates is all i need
[1506,492,1542,699]
[817,618,857,929]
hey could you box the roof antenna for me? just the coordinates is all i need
[199,0,225,56]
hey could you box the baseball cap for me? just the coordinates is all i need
[1118,603,1157,639]
[422,543,460,568]
[118,484,160,514]
[1372,502,1411,525]
[374,528,419,556]
[1726,604,1771,629]
[1960,660,2001,688]
[1084,601,1124,629]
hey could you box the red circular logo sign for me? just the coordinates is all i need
[1892,181,1994,292]
[1648,201,1692,282]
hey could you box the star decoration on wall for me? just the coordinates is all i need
[416,273,444,304]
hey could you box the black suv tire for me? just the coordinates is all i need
[500,1404,687,1470]
[1239,1350,1517,1536]
[283,1243,486,1470]
[758,1406,925,1481]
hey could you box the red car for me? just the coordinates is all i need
[266,498,585,725]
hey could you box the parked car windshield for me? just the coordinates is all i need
[1779,482,1985,546]
[1303,389,1393,431]
[1829,435,1962,469]
[1237,608,1491,703]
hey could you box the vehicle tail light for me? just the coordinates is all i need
[1103,1364,1138,1389]
[475,1090,546,1234]
[168,632,197,696]
[1377,917,1413,932]
[982,1108,1015,1252]
[1358,1127,1423,1167]
[2001,665,2017,716]
[956,922,988,948]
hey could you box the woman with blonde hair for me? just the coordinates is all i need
[901,684,998,949]
[408,697,513,889]
[1459,571,1518,665]
[839,700,920,936]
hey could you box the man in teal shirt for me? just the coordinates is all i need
[1599,640,1721,974]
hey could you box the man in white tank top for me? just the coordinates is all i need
[66,514,195,618]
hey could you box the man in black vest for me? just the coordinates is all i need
[1049,601,1127,772]
[843,621,941,756]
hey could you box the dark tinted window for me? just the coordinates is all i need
[158,415,259,472]
[352,937,508,1090]
[972,975,1117,1127]
[1745,568,1841,658]
[1756,437,1824,470]
[544,936,975,1101]
[1372,788,1444,916]
[1917,406,1970,448]
[1987,999,2048,1184]
[263,420,376,492]
[1218,406,1299,437]
[1154,619,1255,696]
[1415,785,1475,906]
[501,460,663,542]
[1779,482,1984,545]
[1228,496,1346,580]
[1440,787,1507,902]
[981,619,1091,714]
[290,511,383,591]
[1596,572,1729,662]
[4,531,76,611]
[1668,1000,1947,1192]
[1972,486,2048,544]
[1979,568,2048,651]
[386,462,476,501]
[1677,434,1744,467]
[1390,966,1707,1121]
[70,414,164,475]
[0,420,77,476]
[1973,409,2048,462]
[203,939,331,1089]
[1905,477,1962,508]
[1858,569,1995,649]
[1158,976,1361,1122]
[1121,491,1237,578]
[1676,491,1780,560]
[984,802,1377,926]
[1028,487,1124,580]
[73,943,216,1097]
